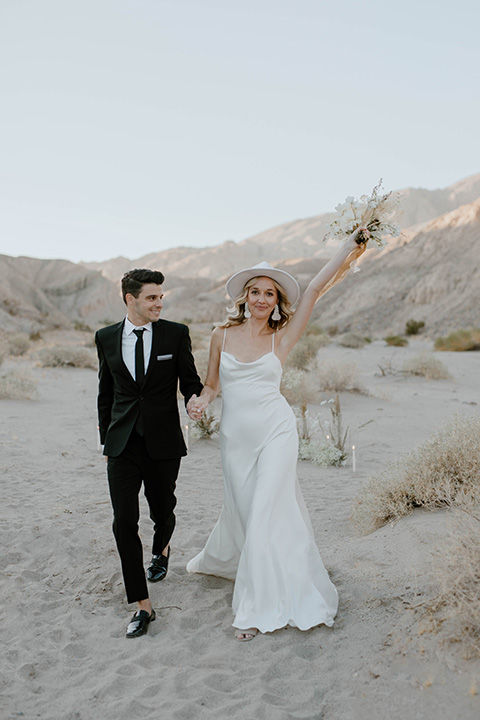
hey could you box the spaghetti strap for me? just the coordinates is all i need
[271,332,275,352]
[222,327,227,352]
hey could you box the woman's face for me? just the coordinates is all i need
[246,277,278,318]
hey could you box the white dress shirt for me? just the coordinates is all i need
[122,317,153,381]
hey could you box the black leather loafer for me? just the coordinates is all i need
[126,609,156,638]
[147,548,170,583]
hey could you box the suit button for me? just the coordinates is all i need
[139,396,144,401]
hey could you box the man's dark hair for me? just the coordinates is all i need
[121,269,165,303]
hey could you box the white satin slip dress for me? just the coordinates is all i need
[186,329,338,632]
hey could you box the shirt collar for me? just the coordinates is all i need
[124,317,153,335]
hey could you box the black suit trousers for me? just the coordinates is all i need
[107,431,181,604]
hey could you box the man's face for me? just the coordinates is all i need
[126,283,164,325]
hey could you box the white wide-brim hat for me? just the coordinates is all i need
[226,261,301,307]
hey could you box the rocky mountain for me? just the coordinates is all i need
[309,197,480,336]
[83,173,480,283]
[1,173,479,336]
[0,255,124,332]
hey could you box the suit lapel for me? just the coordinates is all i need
[144,320,165,385]
[107,320,137,387]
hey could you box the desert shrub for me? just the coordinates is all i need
[286,332,329,370]
[405,319,425,336]
[304,322,324,337]
[0,348,6,367]
[38,346,97,369]
[316,360,364,393]
[73,321,93,332]
[352,414,480,534]
[281,368,319,440]
[402,353,452,380]
[385,335,408,347]
[193,348,210,383]
[338,332,367,349]
[192,409,220,439]
[299,440,345,467]
[327,325,339,337]
[8,333,30,356]
[190,330,208,353]
[29,330,42,341]
[436,506,480,656]
[293,395,348,467]
[434,328,480,352]
[0,369,38,400]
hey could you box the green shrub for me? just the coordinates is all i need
[338,332,366,349]
[405,319,425,336]
[73,321,93,332]
[385,335,408,347]
[434,328,480,352]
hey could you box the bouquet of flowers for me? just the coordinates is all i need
[324,180,401,249]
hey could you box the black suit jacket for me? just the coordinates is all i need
[95,319,203,460]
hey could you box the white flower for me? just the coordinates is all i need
[324,180,401,250]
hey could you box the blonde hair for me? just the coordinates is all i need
[220,276,294,329]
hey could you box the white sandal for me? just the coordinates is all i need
[234,628,258,642]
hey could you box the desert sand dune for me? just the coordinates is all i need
[1,335,479,719]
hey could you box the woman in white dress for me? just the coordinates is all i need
[187,232,366,640]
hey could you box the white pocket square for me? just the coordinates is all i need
[157,354,173,361]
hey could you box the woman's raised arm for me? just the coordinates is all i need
[277,232,367,358]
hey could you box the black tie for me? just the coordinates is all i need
[133,328,145,386]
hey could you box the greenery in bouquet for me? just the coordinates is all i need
[324,179,401,249]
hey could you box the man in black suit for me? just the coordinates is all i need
[95,268,203,638]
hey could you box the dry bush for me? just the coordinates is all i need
[286,332,329,370]
[193,347,210,383]
[8,333,30,356]
[0,369,38,400]
[38,346,97,369]
[337,332,367,349]
[435,328,480,352]
[402,352,452,380]
[352,414,480,534]
[192,409,220,439]
[281,367,319,406]
[316,359,365,393]
[435,505,480,656]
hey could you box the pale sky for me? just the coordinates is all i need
[1,0,478,263]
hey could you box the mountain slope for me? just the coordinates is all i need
[0,255,124,332]
[83,173,480,282]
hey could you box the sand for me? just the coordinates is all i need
[1,334,479,720]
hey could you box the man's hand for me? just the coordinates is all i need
[187,394,208,420]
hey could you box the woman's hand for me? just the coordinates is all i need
[347,226,369,248]
[187,394,210,420]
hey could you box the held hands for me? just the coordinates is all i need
[187,394,209,421]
